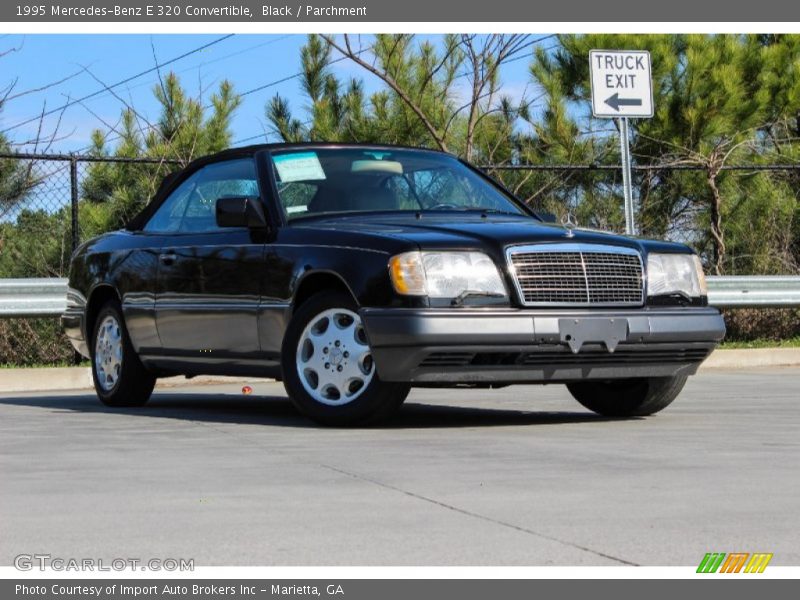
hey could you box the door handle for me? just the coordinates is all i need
[159,252,177,265]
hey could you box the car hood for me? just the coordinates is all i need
[293,213,687,255]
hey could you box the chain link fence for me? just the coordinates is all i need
[0,152,181,365]
[484,162,800,346]
[484,163,800,275]
[0,155,78,278]
[0,152,798,365]
[723,307,800,343]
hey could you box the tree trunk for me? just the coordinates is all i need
[637,170,654,237]
[323,35,449,153]
[706,165,726,275]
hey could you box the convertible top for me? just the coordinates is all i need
[124,143,449,231]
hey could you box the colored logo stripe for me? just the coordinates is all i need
[719,553,749,573]
[744,553,773,573]
[697,552,773,573]
[697,553,726,573]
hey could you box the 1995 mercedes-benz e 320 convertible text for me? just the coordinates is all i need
[63,144,725,425]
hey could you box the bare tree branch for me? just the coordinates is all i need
[322,34,449,152]
[3,68,83,103]
[0,37,24,60]
[78,65,157,141]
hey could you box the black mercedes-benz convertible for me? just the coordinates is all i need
[62,143,725,425]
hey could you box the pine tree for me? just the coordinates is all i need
[81,72,241,233]
[266,34,532,160]
[528,34,800,274]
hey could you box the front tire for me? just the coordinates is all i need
[566,375,688,417]
[90,300,156,407]
[282,292,410,426]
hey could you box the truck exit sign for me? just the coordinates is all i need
[589,49,653,118]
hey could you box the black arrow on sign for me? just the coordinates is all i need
[605,93,643,111]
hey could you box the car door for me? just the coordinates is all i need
[147,157,267,360]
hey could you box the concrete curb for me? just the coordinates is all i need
[698,347,800,371]
[1,348,798,394]
[0,368,269,394]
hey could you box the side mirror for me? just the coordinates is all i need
[537,212,558,223]
[215,196,267,228]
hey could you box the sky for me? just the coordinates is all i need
[0,34,553,154]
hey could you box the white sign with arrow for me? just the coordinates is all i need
[589,49,654,236]
[589,50,653,118]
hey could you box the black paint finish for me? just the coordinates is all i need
[64,143,710,378]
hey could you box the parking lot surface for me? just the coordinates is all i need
[1,368,798,566]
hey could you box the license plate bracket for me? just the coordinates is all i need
[558,317,629,354]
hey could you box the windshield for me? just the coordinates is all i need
[270,147,526,221]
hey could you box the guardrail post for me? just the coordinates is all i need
[70,155,79,253]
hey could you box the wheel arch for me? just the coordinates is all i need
[85,284,122,342]
[292,270,359,312]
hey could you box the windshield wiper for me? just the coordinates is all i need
[422,207,523,216]
[450,290,505,307]
[478,208,524,216]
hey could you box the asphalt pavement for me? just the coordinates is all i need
[0,368,798,566]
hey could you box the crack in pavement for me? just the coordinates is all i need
[321,463,639,566]
[176,413,638,566]
[37,395,638,566]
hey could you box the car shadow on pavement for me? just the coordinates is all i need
[0,392,629,429]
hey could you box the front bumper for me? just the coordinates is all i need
[61,287,89,358]
[360,306,726,384]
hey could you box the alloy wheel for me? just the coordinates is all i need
[95,315,123,391]
[295,308,375,405]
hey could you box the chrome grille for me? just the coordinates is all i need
[508,244,644,306]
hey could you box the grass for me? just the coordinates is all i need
[719,336,800,349]
[0,360,90,368]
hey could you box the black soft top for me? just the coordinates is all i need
[124,142,448,231]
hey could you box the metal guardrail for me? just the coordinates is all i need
[0,278,68,318]
[0,276,798,317]
[706,276,800,308]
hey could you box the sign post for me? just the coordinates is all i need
[619,117,634,235]
[589,50,653,236]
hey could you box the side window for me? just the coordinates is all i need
[144,158,260,233]
[143,173,197,233]
[276,181,318,217]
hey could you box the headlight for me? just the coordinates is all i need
[647,253,707,298]
[389,251,506,299]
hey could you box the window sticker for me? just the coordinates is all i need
[273,152,326,183]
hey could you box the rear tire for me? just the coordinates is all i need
[90,300,156,407]
[566,375,688,417]
[282,291,410,426]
